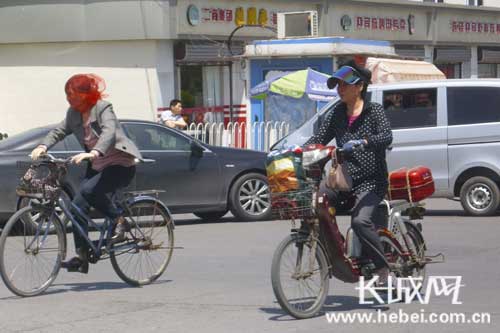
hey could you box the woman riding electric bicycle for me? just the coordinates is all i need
[304,60,393,283]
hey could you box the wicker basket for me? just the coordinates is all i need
[16,161,66,201]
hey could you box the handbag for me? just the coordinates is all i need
[326,150,353,192]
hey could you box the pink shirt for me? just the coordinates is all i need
[348,115,359,128]
[83,118,136,172]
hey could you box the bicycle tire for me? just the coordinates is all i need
[271,234,330,319]
[0,206,65,297]
[110,199,174,286]
[405,228,426,290]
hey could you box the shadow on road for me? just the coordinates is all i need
[51,278,173,293]
[0,279,172,299]
[174,216,273,226]
[260,295,389,321]
[424,209,466,217]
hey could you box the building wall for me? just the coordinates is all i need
[327,0,500,79]
[0,0,178,135]
[408,0,500,6]
[0,40,166,135]
[0,0,174,43]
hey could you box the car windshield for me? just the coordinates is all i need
[270,97,341,150]
[0,127,50,152]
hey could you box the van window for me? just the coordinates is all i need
[447,87,500,125]
[382,88,437,129]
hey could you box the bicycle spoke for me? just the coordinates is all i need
[0,207,63,297]
[110,200,174,286]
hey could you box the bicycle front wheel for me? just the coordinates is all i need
[0,206,65,297]
[110,199,174,286]
[271,234,330,319]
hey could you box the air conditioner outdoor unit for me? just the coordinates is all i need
[277,11,319,39]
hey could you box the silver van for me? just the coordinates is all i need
[273,79,500,216]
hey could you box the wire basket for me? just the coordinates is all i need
[270,184,315,220]
[303,164,323,184]
[16,161,66,201]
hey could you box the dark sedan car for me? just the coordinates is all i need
[0,120,271,223]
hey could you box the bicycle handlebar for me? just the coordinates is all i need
[34,153,71,165]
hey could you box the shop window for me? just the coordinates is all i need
[383,88,437,129]
[179,65,225,124]
[478,64,496,78]
[447,87,500,125]
[125,124,191,151]
[180,65,203,108]
[436,64,457,79]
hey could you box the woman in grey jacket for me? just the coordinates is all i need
[31,74,142,273]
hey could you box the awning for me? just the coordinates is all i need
[479,47,500,63]
[244,37,397,58]
[434,47,471,63]
[394,45,425,59]
[365,57,446,84]
[175,40,244,64]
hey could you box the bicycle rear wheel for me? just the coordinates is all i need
[380,234,425,296]
[405,228,426,288]
[110,199,174,286]
[0,206,65,297]
[271,234,330,319]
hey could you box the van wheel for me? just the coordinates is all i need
[460,176,500,216]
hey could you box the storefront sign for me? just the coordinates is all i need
[451,20,500,34]
[200,6,277,26]
[187,5,200,26]
[341,15,352,32]
[355,16,407,32]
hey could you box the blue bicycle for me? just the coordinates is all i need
[0,154,175,297]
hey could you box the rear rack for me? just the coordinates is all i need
[123,190,166,197]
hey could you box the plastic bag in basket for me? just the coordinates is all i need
[266,146,306,193]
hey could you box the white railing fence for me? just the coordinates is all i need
[183,121,290,152]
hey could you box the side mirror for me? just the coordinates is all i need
[190,141,204,158]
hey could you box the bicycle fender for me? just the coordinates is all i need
[126,195,175,229]
[404,221,426,251]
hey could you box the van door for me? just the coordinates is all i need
[382,87,449,194]
[447,86,500,202]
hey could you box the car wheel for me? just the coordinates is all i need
[229,173,272,221]
[193,210,228,221]
[460,176,500,216]
[18,190,71,229]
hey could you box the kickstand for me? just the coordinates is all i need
[425,253,445,264]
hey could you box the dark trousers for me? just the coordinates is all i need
[72,165,136,252]
[319,181,387,269]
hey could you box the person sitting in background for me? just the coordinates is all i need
[161,99,187,129]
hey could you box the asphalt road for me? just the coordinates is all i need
[0,199,498,333]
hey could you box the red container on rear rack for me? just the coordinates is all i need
[388,166,435,202]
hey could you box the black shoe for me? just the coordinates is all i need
[61,257,89,274]
[112,220,131,243]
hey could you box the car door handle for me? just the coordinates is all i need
[135,157,156,164]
